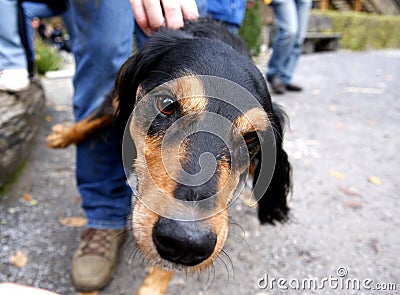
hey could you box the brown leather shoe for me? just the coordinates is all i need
[71,228,126,291]
[267,75,286,94]
[285,83,303,92]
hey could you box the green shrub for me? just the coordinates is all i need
[239,0,263,55]
[34,39,61,75]
[312,10,400,50]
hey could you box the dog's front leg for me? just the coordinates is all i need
[136,266,174,295]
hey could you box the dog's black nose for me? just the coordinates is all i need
[152,217,217,266]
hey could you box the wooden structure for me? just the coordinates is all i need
[316,0,400,14]
[303,14,342,54]
[319,0,369,12]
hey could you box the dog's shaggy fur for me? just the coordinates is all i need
[47,19,291,294]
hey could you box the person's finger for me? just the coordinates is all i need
[143,0,166,31]
[130,0,152,35]
[131,0,199,35]
[161,0,184,29]
[180,0,199,21]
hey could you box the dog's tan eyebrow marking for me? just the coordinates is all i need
[143,135,180,197]
[169,75,208,114]
[233,107,269,134]
[216,160,232,201]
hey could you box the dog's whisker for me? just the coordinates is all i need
[127,247,140,265]
[122,235,135,253]
[221,248,234,276]
[228,219,247,241]
[209,261,216,286]
[214,254,230,282]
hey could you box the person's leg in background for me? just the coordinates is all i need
[18,1,75,77]
[281,0,312,89]
[68,0,133,291]
[60,3,75,46]
[207,0,246,34]
[266,0,297,94]
[0,0,29,91]
[134,23,147,50]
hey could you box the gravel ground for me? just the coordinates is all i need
[1,50,399,295]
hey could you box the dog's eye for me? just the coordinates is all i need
[243,132,258,144]
[156,96,177,116]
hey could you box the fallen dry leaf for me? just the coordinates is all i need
[330,170,345,180]
[22,193,39,206]
[45,116,52,122]
[58,216,87,227]
[74,196,82,204]
[54,105,69,112]
[339,187,361,197]
[22,193,33,202]
[80,292,99,295]
[368,176,382,186]
[344,200,362,209]
[346,86,384,94]
[369,239,379,254]
[9,251,28,268]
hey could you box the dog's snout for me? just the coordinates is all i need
[152,217,217,266]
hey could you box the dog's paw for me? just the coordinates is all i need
[46,123,74,148]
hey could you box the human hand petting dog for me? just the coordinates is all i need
[130,0,198,35]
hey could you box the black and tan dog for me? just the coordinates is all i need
[47,19,291,295]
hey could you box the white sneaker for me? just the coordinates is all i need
[0,68,30,92]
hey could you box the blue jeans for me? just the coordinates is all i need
[19,1,76,76]
[0,0,27,70]
[69,0,134,230]
[267,0,312,85]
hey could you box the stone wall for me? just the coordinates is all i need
[0,79,45,188]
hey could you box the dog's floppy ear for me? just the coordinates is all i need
[253,102,291,224]
[113,30,193,137]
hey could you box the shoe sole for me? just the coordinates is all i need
[72,263,117,292]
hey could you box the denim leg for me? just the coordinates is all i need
[20,2,67,75]
[60,6,76,42]
[135,23,147,50]
[69,0,134,230]
[266,0,297,81]
[196,0,208,17]
[224,23,239,34]
[0,0,27,69]
[281,0,312,84]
